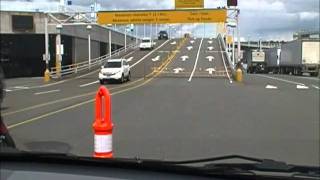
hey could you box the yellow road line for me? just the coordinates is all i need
[2,78,145,117]
[7,39,186,130]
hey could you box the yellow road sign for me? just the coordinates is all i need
[97,9,227,25]
[175,0,204,9]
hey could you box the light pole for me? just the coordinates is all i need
[107,24,112,59]
[56,24,63,78]
[143,24,146,37]
[124,25,127,52]
[135,25,138,45]
[236,9,241,63]
[44,16,50,82]
[86,25,92,70]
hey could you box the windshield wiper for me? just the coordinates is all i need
[165,155,320,178]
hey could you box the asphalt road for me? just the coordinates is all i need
[2,38,319,167]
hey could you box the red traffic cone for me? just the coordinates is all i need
[93,86,113,158]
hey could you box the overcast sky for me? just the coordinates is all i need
[1,0,319,40]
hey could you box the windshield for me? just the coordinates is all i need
[105,62,121,68]
[0,0,319,171]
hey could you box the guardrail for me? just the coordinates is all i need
[50,42,139,78]
[217,34,235,75]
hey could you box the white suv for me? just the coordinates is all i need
[99,59,131,84]
[139,37,154,50]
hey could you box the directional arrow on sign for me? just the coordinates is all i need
[180,55,189,61]
[173,67,184,74]
[206,68,216,74]
[207,46,214,51]
[208,40,213,44]
[152,55,160,62]
[187,46,193,50]
[190,40,195,44]
[206,56,214,62]
[170,41,177,45]
[126,57,133,62]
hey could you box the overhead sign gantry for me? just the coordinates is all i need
[97,8,227,25]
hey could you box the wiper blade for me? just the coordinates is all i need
[166,155,319,178]
[166,155,263,164]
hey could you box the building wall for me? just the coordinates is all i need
[73,38,101,64]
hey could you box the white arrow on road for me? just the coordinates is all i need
[207,46,214,51]
[208,40,213,44]
[173,67,184,74]
[190,40,195,44]
[126,57,133,62]
[265,85,278,89]
[170,41,177,45]
[152,55,160,62]
[296,84,309,89]
[180,55,189,61]
[187,46,193,50]
[206,56,214,62]
[205,68,216,74]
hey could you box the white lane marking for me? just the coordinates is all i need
[152,55,160,62]
[34,89,60,95]
[126,56,134,62]
[208,40,213,44]
[130,40,169,68]
[254,74,305,86]
[4,89,12,92]
[207,46,214,51]
[170,41,176,45]
[13,86,29,89]
[181,55,189,61]
[190,40,195,44]
[206,68,216,75]
[122,50,135,58]
[265,85,278,89]
[187,46,193,50]
[188,38,203,82]
[312,85,320,89]
[217,38,232,83]
[296,84,309,89]
[173,67,184,74]
[79,80,99,87]
[206,56,214,62]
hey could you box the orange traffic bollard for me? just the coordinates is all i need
[93,86,113,158]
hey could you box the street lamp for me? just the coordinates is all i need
[43,17,50,82]
[56,24,63,78]
[107,24,112,59]
[86,25,92,69]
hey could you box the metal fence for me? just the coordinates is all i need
[50,42,139,78]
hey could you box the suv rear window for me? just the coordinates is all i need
[105,61,121,68]
[142,39,151,43]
